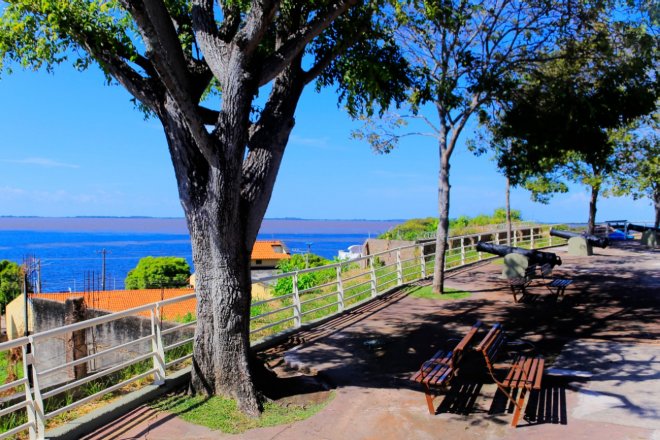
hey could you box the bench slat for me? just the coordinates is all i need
[533,358,544,390]
[413,321,484,415]
[427,364,453,386]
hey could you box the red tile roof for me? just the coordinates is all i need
[251,240,290,260]
[32,289,196,321]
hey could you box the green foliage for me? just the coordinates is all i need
[273,254,334,297]
[493,22,659,182]
[380,209,523,240]
[124,256,191,290]
[0,260,22,312]
[151,391,334,434]
[610,113,660,227]
[379,217,438,240]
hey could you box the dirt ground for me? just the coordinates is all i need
[80,240,659,440]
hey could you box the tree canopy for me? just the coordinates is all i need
[0,0,409,415]
[124,256,191,289]
[353,0,597,293]
[0,260,22,313]
[483,19,659,231]
[611,113,660,228]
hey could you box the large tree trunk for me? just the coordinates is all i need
[188,200,259,415]
[506,177,512,246]
[432,148,451,294]
[158,63,304,416]
[654,186,660,230]
[587,184,600,235]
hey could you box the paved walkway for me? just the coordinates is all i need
[81,241,659,440]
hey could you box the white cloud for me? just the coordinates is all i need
[289,135,330,148]
[0,186,120,205]
[4,157,80,169]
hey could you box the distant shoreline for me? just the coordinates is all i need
[0,217,402,235]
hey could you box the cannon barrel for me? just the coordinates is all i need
[549,228,609,248]
[627,223,660,233]
[476,242,562,267]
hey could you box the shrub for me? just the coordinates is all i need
[125,256,191,289]
[0,260,22,313]
[273,254,334,297]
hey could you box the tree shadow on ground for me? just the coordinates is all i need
[261,241,658,427]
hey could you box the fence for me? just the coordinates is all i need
[0,224,562,439]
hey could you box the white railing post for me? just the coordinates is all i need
[27,339,45,440]
[531,228,535,249]
[477,235,482,260]
[419,244,426,279]
[336,265,345,313]
[549,233,553,246]
[292,273,301,328]
[513,229,518,246]
[21,344,37,440]
[369,257,377,297]
[150,306,166,385]
[460,237,465,266]
[495,232,499,245]
[396,250,403,286]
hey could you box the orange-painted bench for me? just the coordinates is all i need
[411,321,482,414]
[474,323,544,427]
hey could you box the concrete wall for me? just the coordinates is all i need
[5,293,35,340]
[19,298,194,388]
[362,239,418,268]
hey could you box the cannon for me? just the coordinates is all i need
[627,223,660,233]
[476,242,562,267]
[627,223,659,248]
[549,228,609,248]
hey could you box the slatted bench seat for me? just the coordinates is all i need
[538,263,573,297]
[411,321,482,414]
[474,323,544,427]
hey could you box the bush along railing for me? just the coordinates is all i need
[0,224,562,440]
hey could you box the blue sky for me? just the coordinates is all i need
[0,63,655,224]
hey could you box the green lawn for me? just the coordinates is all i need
[151,392,334,434]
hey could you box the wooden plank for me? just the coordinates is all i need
[527,357,540,389]
[475,323,501,352]
[533,358,545,390]
[454,321,482,351]
[510,356,526,388]
[428,365,453,386]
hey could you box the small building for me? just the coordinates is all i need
[250,240,291,268]
[188,240,291,289]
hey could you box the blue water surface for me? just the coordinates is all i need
[0,230,370,292]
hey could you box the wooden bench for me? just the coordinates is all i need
[508,264,537,302]
[474,323,544,427]
[411,321,482,414]
[538,263,573,298]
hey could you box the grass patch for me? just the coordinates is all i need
[407,285,471,300]
[151,392,334,434]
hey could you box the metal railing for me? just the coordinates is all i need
[0,224,561,440]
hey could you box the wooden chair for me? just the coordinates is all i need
[474,323,544,427]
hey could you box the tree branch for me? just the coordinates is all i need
[235,0,279,54]
[258,0,358,86]
[118,0,192,99]
[191,0,228,83]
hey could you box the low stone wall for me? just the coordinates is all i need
[29,298,193,388]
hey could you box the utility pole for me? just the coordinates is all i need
[36,259,41,294]
[305,242,313,268]
[96,249,110,291]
